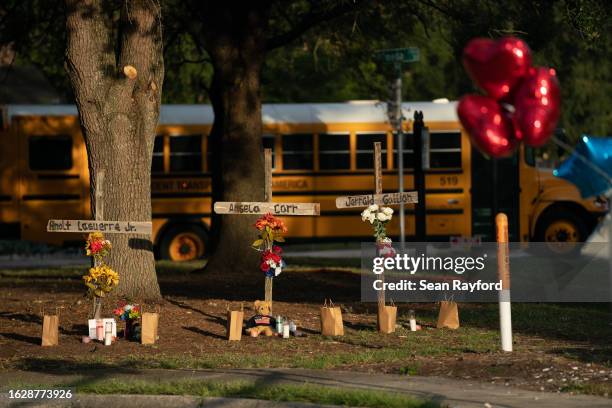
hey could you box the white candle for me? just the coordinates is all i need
[282,323,290,339]
[104,321,112,346]
[408,309,417,332]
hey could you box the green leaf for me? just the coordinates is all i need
[275,236,285,242]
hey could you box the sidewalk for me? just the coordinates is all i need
[1,368,610,408]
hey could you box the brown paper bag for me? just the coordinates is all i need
[141,312,159,344]
[377,304,397,334]
[436,301,460,329]
[320,299,344,336]
[226,304,244,341]
[41,314,59,346]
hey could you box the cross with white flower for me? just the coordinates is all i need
[335,142,418,331]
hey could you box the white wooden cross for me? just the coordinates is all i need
[334,142,418,328]
[46,170,153,317]
[213,148,320,311]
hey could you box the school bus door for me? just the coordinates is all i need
[0,108,20,239]
[16,115,87,244]
[471,147,520,241]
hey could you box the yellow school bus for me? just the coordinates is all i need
[0,102,605,261]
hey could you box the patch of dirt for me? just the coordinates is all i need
[0,267,611,398]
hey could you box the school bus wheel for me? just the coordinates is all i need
[159,224,208,262]
[534,205,589,255]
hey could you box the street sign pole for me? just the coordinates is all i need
[394,63,406,247]
[375,47,419,246]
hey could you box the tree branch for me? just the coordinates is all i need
[265,0,363,51]
[415,0,464,22]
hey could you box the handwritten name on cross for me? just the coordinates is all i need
[213,148,320,311]
[46,171,153,236]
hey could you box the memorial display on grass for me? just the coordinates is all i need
[334,142,418,334]
[84,232,118,344]
[213,149,319,309]
[83,232,118,319]
[213,149,320,339]
[46,171,153,345]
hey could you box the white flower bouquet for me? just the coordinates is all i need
[361,204,394,242]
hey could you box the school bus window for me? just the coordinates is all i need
[170,135,202,172]
[356,133,388,169]
[282,134,313,170]
[393,132,415,169]
[205,135,212,172]
[262,134,276,169]
[429,132,461,168]
[29,135,72,171]
[319,133,350,170]
[152,135,164,173]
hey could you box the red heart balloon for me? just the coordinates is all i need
[463,37,532,101]
[512,67,561,147]
[457,95,518,158]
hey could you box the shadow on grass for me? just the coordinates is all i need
[183,326,225,340]
[13,358,150,398]
[344,320,376,332]
[0,312,41,324]
[548,346,612,365]
[15,357,142,373]
[165,298,207,316]
[62,324,89,336]
[0,332,40,345]
[159,269,361,304]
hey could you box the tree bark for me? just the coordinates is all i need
[189,2,361,279]
[65,0,163,301]
[197,5,269,277]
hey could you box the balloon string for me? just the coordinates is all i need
[551,135,612,189]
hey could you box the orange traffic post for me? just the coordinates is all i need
[496,213,512,352]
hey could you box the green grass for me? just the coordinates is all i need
[74,379,439,408]
[561,382,612,397]
[14,325,500,373]
[399,363,420,376]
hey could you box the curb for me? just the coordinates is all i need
[3,394,349,408]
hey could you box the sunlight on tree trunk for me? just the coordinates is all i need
[203,10,268,276]
[64,0,163,300]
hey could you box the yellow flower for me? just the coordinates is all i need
[83,263,119,297]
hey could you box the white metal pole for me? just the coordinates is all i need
[496,213,513,352]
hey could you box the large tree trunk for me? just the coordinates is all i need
[200,5,269,277]
[65,0,162,300]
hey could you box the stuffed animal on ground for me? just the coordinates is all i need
[245,300,276,337]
